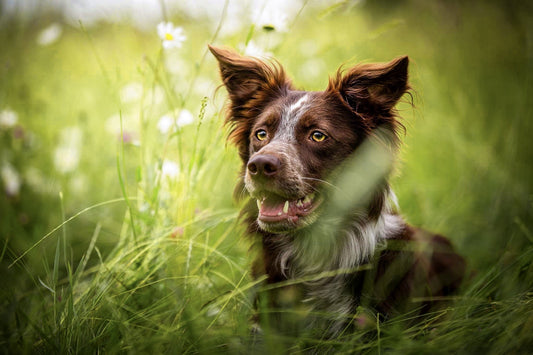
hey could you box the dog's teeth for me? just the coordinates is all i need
[283,201,289,214]
[256,200,261,209]
[296,200,303,207]
[277,211,282,216]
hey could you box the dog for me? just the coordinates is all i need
[209,45,465,336]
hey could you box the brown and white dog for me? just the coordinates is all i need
[209,45,465,336]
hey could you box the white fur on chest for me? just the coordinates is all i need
[277,194,404,276]
[269,192,405,332]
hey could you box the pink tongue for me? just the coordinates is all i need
[260,199,286,217]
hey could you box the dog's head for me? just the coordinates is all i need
[209,45,409,233]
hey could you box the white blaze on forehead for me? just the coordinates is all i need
[274,93,310,142]
[289,94,309,112]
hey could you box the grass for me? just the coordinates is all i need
[1,0,532,353]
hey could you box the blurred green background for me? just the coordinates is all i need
[1,0,532,353]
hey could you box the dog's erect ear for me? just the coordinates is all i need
[208,45,289,106]
[328,56,409,119]
[209,45,291,163]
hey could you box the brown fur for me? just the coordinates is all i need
[353,226,465,316]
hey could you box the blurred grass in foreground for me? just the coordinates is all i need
[1,0,532,353]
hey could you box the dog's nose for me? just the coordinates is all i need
[247,154,280,177]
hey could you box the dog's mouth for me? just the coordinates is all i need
[255,192,322,232]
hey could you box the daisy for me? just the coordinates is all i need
[54,146,80,174]
[157,109,195,134]
[0,109,18,129]
[254,6,288,33]
[161,160,180,179]
[176,109,194,127]
[36,23,62,46]
[120,82,143,103]
[53,127,82,174]
[1,162,21,197]
[157,22,187,49]
[157,114,174,134]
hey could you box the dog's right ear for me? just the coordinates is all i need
[208,45,289,106]
[209,45,291,162]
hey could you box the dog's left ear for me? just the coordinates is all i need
[328,56,409,119]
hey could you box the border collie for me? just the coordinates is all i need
[209,45,465,336]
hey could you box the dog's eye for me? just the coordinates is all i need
[255,129,268,141]
[310,131,327,142]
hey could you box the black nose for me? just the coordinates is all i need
[247,154,280,177]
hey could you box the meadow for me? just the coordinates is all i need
[1,0,532,353]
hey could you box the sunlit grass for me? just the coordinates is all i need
[1,0,532,353]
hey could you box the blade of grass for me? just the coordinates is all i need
[117,110,138,243]
[72,223,101,287]
[53,193,62,331]
[9,198,133,268]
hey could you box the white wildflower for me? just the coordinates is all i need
[176,109,194,127]
[53,127,82,174]
[254,6,288,32]
[157,114,174,134]
[161,160,180,179]
[54,146,80,174]
[157,109,195,134]
[120,82,143,103]
[1,162,21,197]
[36,23,63,46]
[0,109,18,129]
[157,22,186,49]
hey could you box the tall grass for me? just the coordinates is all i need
[1,0,532,353]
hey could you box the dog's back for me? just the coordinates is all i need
[353,226,465,316]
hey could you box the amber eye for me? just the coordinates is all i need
[255,129,268,141]
[310,131,327,142]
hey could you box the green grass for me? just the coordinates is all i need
[1,0,532,353]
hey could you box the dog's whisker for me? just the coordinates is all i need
[301,177,339,191]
